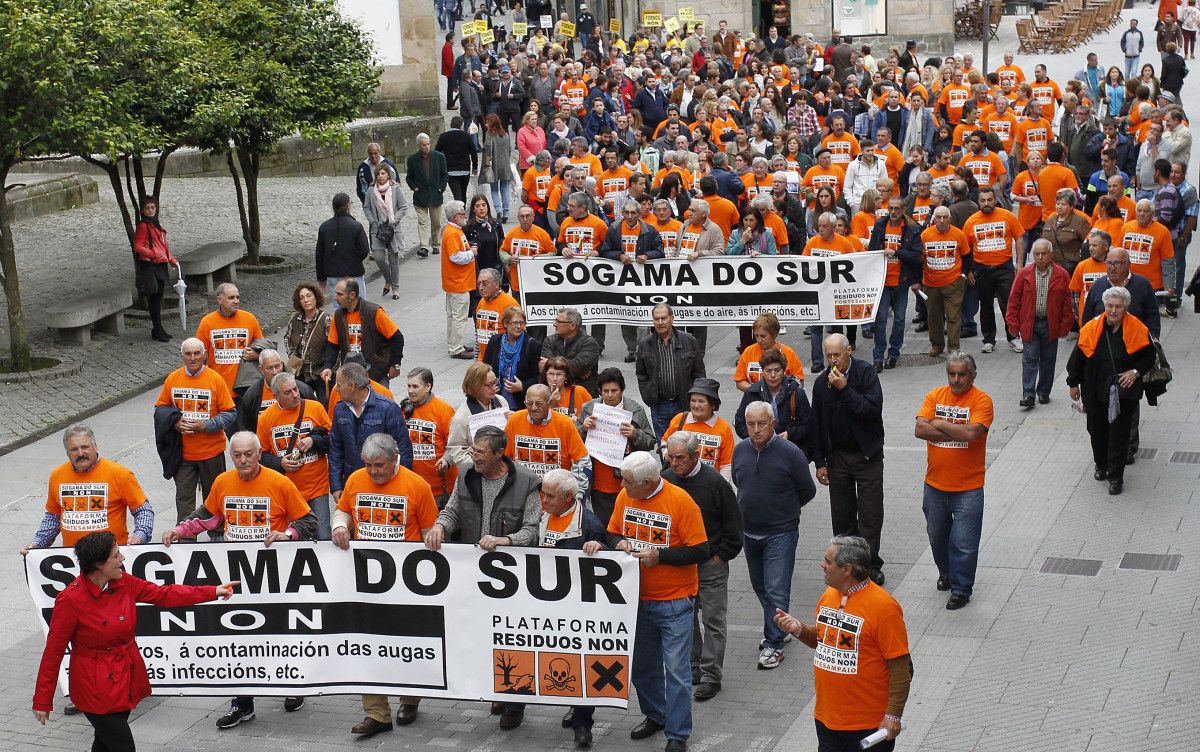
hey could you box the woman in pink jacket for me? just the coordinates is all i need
[132,197,179,343]
[515,111,548,173]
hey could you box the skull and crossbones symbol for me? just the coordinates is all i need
[543,658,577,692]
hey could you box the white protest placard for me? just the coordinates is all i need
[540,14,554,28]
[584,404,634,468]
[468,407,510,439]
[26,543,639,706]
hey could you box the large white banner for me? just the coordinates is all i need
[518,254,888,326]
[26,543,638,707]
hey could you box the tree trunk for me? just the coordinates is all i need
[225,150,254,263]
[84,157,137,249]
[151,146,177,203]
[0,171,32,371]
[237,147,261,264]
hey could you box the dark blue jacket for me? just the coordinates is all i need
[545,506,608,550]
[710,167,746,204]
[809,358,885,468]
[598,219,664,259]
[329,389,413,492]
[733,376,812,454]
[867,215,925,287]
[731,436,816,535]
[631,87,668,130]
[582,110,618,142]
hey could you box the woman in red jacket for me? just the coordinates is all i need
[132,197,179,343]
[33,531,237,751]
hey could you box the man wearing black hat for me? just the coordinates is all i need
[898,40,918,73]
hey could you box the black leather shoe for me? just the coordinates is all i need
[873,361,883,373]
[283,696,304,712]
[1109,478,1124,495]
[1094,467,1108,481]
[665,740,687,752]
[499,708,524,730]
[562,708,575,728]
[630,718,665,740]
[869,569,885,586]
[490,701,504,715]
[1019,397,1034,408]
[396,704,418,726]
[351,717,393,736]
[914,321,929,332]
[1037,394,1050,404]
[946,593,971,610]
[575,725,593,748]
[884,357,898,369]
[936,576,950,591]
[693,682,721,701]
[624,353,636,363]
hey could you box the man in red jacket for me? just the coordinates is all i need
[441,33,457,110]
[1004,239,1077,409]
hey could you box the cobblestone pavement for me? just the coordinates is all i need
[2,5,1200,751]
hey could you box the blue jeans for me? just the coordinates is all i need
[921,484,984,597]
[308,494,331,540]
[809,325,826,369]
[1021,318,1057,400]
[962,279,979,334]
[490,180,512,217]
[872,285,909,362]
[632,597,694,741]
[1125,56,1140,81]
[743,529,799,649]
[650,399,684,440]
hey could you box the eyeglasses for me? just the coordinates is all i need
[524,400,548,407]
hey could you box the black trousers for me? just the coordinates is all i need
[815,719,894,752]
[591,490,618,530]
[448,175,471,203]
[1086,397,1136,480]
[976,262,1015,344]
[828,450,885,570]
[85,711,135,752]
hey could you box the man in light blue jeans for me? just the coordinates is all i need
[914,353,994,611]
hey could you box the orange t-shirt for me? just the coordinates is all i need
[1090,195,1136,224]
[608,480,707,601]
[1030,79,1063,120]
[740,173,773,203]
[475,291,519,359]
[962,208,1022,267]
[880,220,907,287]
[441,223,476,293]
[1116,219,1175,289]
[910,195,934,226]
[802,233,860,258]
[618,220,643,257]
[522,167,553,210]
[981,111,1018,153]
[502,224,556,292]
[812,582,910,731]
[1069,258,1109,323]
[328,380,394,416]
[46,458,148,546]
[203,467,311,541]
[660,414,735,472]
[1009,170,1044,230]
[155,366,235,461]
[195,309,265,390]
[326,306,400,353]
[1014,117,1053,161]
[557,214,608,255]
[996,64,1026,89]
[927,164,956,192]
[1035,163,1079,221]
[505,410,589,477]
[407,396,458,496]
[819,134,860,167]
[877,144,904,183]
[920,225,971,286]
[569,152,603,178]
[958,151,1007,189]
[649,217,683,256]
[703,195,741,240]
[597,167,633,206]
[803,165,846,207]
[255,399,333,501]
[937,84,972,124]
[917,385,994,492]
[552,385,592,418]
[336,464,438,540]
[558,80,589,112]
[850,211,875,243]
[734,342,805,385]
[952,121,980,149]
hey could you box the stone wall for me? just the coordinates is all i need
[16,115,444,180]
[5,174,99,222]
[373,0,443,117]
[790,0,955,57]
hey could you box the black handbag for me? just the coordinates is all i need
[376,223,395,245]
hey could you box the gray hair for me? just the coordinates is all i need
[1089,229,1112,248]
[229,430,260,452]
[751,194,774,212]
[688,200,709,218]
[258,348,282,367]
[535,150,552,164]
[945,351,977,374]
[932,204,952,219]
[1102,285,1132,307]
[416,133,431,145]
[361,432,399,462]
[621,451,663,484]
[751,156,770,169]
[181,336,205,354]
[567,191,590,209]
[472,424,508,454]
[337,362,371,391]
[931,185,952,203]
[1055,188,1077,206]
[270,372,296,393]
[818,211,838,227]
[215,282,238,299]
[625,200,643,215]
[744,401,776,421]
[829,535,872,581]
[652,198,671,212]
[571,136,589,149]
[62,424,96,447]
[664,430,700,455]
[558,307,583,327]
[542,468,580,497]
[824,332,851,350]
[444,199,467,218]
[478,267,502,284]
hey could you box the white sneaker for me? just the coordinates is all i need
[779,326,788,335]
[1010,339,1024,353]
[981,342,995,353]
[758,646,784,669]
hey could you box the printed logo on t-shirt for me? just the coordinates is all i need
[826,140,853,164]
[510,237,543,258]
[931,403,971,449]
[1023,126,1049,153]
[1031,85,1055,106]
[808,244,841,258]
[564,226,596,253]
[210,328,250,365]
[223,496,271,541]
[476,308,502,345]
[354,493,408,539]
[971,221,1009,254]
[678,229,701,257]
[658,230,679,257]
[171,387,212,422]
[408,418,438,461]
[535,174,551,201]
[347,323,363,353]
[693,433,722,466]
[513,435,563,476]
[987,119,1012,140]
[912,204,932,224]
[1122,231,1155,265]
[59,483,109,533]
[947,88,970,108]
[1081,271,1105,299]
[621,506,671,550]
[924,239,960,270]
[813,606,864,675]
[745,361,764,382]
[997,70,1018,87]
[810,173,839,191]
[884,231,902,266]
[601,177,628,195]
[269,420,317,464]
[620,230,639,257]
[963,158,993,186]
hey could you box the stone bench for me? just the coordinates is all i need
[46,287,133,345]
[176,241,244,294]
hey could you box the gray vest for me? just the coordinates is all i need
[456,458,540,541]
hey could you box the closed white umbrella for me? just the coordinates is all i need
[172,263,188,330]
